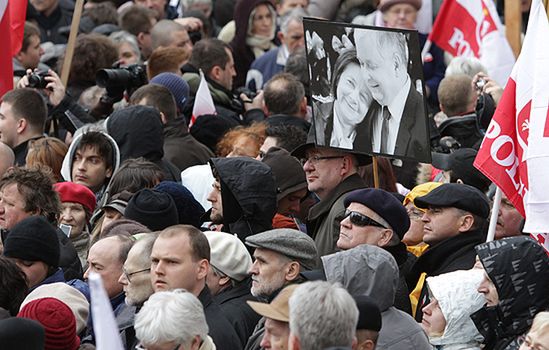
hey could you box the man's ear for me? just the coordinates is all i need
[357,339,375,350]
[277,31,285,44]
[288,334,300,350]
[159,111,168,125]
[16,118,27,134]
[218,275,231,287]
[378,229,394,247]
[210,66,221,82]
[298,96,307,117]
[197,259,209,280]
[137,32,147,47]
[285,261,301,281]
[340,155,355,176]
[458,213,474,232]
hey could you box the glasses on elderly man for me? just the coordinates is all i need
[123,268,150,283]
[344,209,387,228]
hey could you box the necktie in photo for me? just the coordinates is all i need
[381,107,391,153]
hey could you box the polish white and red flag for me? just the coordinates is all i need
[189,69,216,128]
[474,0,549,254]
[428,0,515,86]
[0,0,28,96]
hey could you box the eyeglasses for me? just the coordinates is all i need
[135,343,181,350]
[344,209,387,228]
[407,208,424,220]
[300,155,344,166]
[123,268,150,283]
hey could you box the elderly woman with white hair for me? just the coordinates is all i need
[134,289,216,350]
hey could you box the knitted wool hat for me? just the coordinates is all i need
[21,283,90,335]
[124,189,179,231]
[0,317,45,350]
[154,181,205,228]
[54,182,97,214]
[261,147,307,201]
[3,216,60,268]
[190,114,239,153]
[18,298,80,350]
[150,73,190,112]
[378,0,422,12]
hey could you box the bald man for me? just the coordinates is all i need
[0,142,15,176]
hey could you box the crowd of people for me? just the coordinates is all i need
[1,0,548,349]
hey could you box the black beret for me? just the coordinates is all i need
[344,188,410,239]
[355,295,382,331]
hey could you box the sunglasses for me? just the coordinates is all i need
[344,209,387,228]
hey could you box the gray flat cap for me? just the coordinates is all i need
[245,229,318,270]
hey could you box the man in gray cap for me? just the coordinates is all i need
[407,183,490,321]
[337,188,414,314]
[243,228,318,350]
[203,231,260,345]
[261,147,308,230]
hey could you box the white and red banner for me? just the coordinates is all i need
[0,0,28,97]
[428,0,515,86]
[189,69,216,128]
[474,0,549,254]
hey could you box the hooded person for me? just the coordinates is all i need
[423,269,485,350]
[207,157,277,242]
[60,129,121,205]
[106,105,181,182]
[471,237,549,350]
[312,244,431,350]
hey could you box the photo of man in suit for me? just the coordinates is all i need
[354,28,430,162]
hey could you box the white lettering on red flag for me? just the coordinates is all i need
[428,0,514,86]
[474,0,549,253]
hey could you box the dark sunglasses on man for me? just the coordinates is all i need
[343,209,387,229]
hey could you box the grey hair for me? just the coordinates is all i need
[280,7,307,35]
[109,31,141,60]
[135,289,209,347]
[289,281,359,350]
[182,0,211,10]
[445,56,487,78]
[151,20,186,50]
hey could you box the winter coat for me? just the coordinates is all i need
[214,278,261,346]
[471,237,549,350]
[163,118,213,172]
[408,227,486,321]
[306,173,366,258]
[322,245,431,350]
[106,105,181,181]
[198,286,243,350]
[426,269,485,350]
[209,157,277,243]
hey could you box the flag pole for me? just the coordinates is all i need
[60,0,84,86]
[372,156,379,189]
[486,186,503,242]
[420,39,432,64]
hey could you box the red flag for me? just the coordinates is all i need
[189,70,216,128]
[428,0,514,86]
[0,0,13,97]
[474,0,549,254]
[0,0,27,97]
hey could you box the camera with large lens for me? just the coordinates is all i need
[27,71,49,89]
[95,64,148,91]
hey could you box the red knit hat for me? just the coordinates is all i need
[54,182,96,214]
[17,297,80,350]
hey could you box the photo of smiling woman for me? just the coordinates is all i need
[323,48,373,152]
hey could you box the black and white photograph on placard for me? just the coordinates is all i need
[304,18,431,163]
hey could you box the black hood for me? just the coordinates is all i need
[107,105,165,163]
[209,157,277,240]
[471,236,549,349]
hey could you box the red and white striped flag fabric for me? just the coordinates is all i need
[189,69,216,128]
[474,0,549,254]
[0,0,28,97]
[428,0,515,86]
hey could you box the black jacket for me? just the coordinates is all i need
[385,243,416,315]
[209,157,277,243]
[408,227,486,321]
[471,237,549,350]
[163,118,213,172]
[214,278,261,346]
[198,286,243,350]
[107,105,181,181]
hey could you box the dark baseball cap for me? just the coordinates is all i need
[413,183,490,218]
[431,148,491,192]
